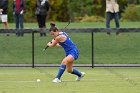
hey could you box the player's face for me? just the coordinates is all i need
[50,31,59,38]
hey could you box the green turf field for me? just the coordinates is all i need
[0,68,140,93]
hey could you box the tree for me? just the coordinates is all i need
[8,0,13,22]
[93,0,106,17]
[68,0,94,19]
[7,0,140,22]
[126,0,140,4]
[24,0,36,22]
[49,0,69,21]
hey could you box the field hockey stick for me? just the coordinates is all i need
[43,46,49,52]
[43,42,52,52]
[64,19,71,29]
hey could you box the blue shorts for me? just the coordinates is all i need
[66,48,79,60]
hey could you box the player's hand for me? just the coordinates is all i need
[47,42,52,46]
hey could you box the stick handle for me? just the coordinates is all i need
[43,42,52,51]
[45,46,49,50]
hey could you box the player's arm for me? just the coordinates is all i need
[47,37,60,47]
[55,35,66,47]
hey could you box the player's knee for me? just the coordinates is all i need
[67,69,72,73]
[61,60,67,65]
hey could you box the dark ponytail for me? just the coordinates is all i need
[49,22,59,32]
[50,22,56,27]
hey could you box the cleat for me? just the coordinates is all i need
[52,78,61,83]
[76,72,85,81]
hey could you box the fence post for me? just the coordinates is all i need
[32,31,35,68]
[92,32,94,68]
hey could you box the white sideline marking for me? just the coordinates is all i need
[0,80,36,83]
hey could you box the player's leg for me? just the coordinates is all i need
[52,57,67,83]
[53,55,78,82]
[52,63,66,83]
[66,55,81,76]
[66,55,85,81]
[55,55,74,79]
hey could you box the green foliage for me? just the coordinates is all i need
[93,0,106,17]
[117,0,128,12]
[122,5,140,21]
[8,0,14,22]
[48,0,70,22]
[74,15,105,22]
[126,0,140,4]
[68,0,94,19]
[24,0,36,22]
[8,0,69,22]
[7,0,140,22]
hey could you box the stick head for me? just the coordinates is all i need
[43,49,46,52]
[43,46,49,52]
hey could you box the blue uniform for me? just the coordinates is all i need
[58,32,79,60]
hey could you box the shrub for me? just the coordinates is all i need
[121,5,140,21]
[74,15,105,22]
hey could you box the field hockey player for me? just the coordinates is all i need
[46,22,85,83]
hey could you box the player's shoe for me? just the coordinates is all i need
[52,78,61,83]
[76,72,85,81]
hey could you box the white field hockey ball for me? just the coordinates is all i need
[37,79,41,82]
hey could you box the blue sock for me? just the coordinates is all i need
[56,64,66,79]
[71,68,81,77]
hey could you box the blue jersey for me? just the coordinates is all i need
[58,32,79,60]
